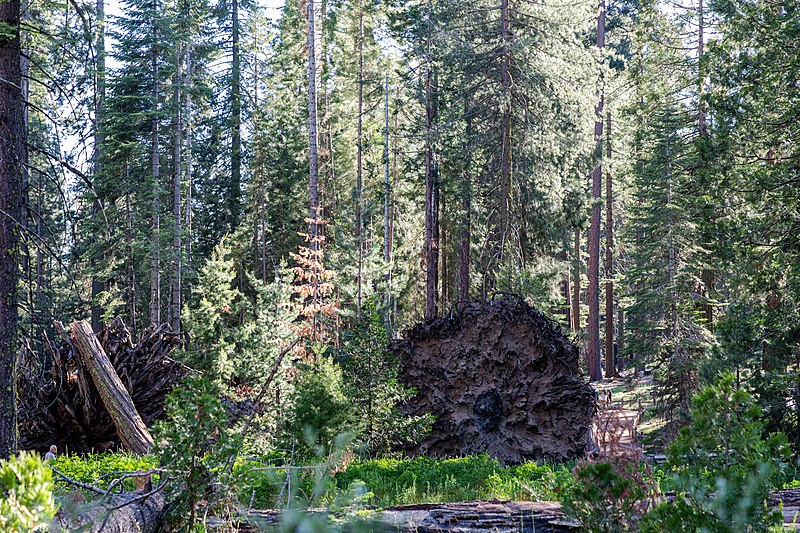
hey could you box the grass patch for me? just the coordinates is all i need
[333,454,575,507]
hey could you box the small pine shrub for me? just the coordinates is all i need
[0,451,58,532]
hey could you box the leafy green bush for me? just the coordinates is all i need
[0,451,58,532]
[641,374,790,532]
[50,452,157,493]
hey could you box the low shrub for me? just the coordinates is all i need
[0,451,58,532]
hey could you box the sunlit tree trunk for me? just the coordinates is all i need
[587,0,605,382]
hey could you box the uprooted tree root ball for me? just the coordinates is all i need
[391,298,596,464]
[18,318,187,453]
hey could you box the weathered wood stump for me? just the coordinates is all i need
[390,298,596,464]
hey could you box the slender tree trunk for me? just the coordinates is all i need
[666,127,677,337]
[91,0,106,331]
[307,0,320,251]
[383,73,391,332]
[0,0,23,458]
[458,100,472,303]
[149,7,161,326]
[355,0,364,318]
[604,110,614,377]
[587,0,605,382]
[171,50,182,334]
[572,228,581,330]
[229,0,241,231]
[497,0,512,271]
[697,0,713,329]
[185,45,193,268]
[440,194,447,306]
[424,0,437,320]
[125,186,137,338]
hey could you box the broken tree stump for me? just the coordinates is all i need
[69,320,154,454]
[391,298,596,464]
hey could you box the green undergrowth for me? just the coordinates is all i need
[332,455,576,507]
[49,451,577,509]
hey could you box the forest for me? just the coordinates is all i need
[0,0,799,530]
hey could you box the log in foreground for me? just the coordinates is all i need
[391,298,596,464]
[238,500,580,532]
[51,490,166,533]
[69,320,154,454]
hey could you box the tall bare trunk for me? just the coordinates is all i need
[307,0,320,250]
[572,228,581,330]
[229,0,241,231]
[424,0,437,320]
[0,0,23,457]
[170,50,182,334]
[185,45,193,267]
[666,127,677,337]
[604,110,614,377]
[383,73,392,332]
[149,8,161,326]
[91,0,106,331]
[355,0,364,318]
[497,0,511,271]
[587,0,605,382]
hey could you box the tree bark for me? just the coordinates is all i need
[604,110,614,377]
[497,0,512,270]
[307,0,320,252]
[90,0,106,332]
[70,320,154,455]
[171,49,182,334]
[355,0,364,318]
[149,8,161,326]
[229,0,241,232]
[0,0,24,458]
[587,0,605,382]
[52,491,166,533]
[383,73,392,331]
[424,2,437,320]
[572,228,581,330]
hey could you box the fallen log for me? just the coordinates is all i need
[50,489,166,533]
[235,500,580,532]
[18,317,186,452]
[69,320,154,455]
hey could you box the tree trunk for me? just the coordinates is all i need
[424,3,437,320]
[52,491,166,533]
[171,51,182,334]
[0,0,23,458]
[307,0,320,252]
[459,101,472,303]
[230,0,241,232]
[185,45,193,267]
[90,0,106,332]
[497,0,512,271]
[70,320,154,455]
[587,0,605,382]
[572,228,581,330]
[383,73,392,332]
[149,12,161,326]
[355,0,364,318]
[604,110,614,378]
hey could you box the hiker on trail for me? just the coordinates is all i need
[44,445,57,461]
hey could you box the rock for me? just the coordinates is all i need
[390,298,596,464]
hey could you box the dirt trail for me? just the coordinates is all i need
[593,406,642,458]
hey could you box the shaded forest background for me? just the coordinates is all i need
[2,0,800,455]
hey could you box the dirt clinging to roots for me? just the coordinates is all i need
[391,298,596,464]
